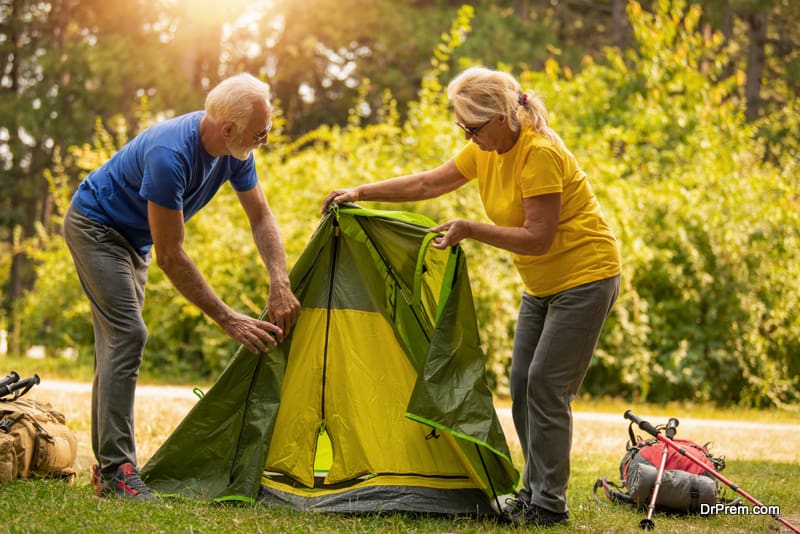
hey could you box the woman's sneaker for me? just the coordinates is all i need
[523,503,569,527]
[503,495,530,524]
[101,462,159,502]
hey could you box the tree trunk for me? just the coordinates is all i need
[611,0,629,50]
[745,9,767,122]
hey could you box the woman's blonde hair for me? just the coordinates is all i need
[205,73,271,131]
[446,66,561,146]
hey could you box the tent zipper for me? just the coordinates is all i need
[320,221,341,429]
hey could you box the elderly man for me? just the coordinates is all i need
[64,73,300,500]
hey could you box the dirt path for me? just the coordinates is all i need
[32,380,800,471]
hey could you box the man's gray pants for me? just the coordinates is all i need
[510,274,620,514]
[64,204,151,480]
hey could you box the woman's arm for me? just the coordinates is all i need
[321,159,468,213]
[431,192,561,256]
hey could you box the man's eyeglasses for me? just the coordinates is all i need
[455,118,491,138]
[249,121,272,144]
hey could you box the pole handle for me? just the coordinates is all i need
[665,417,680,439]
[0,374,40,400]
[624,410,661,438]
[0,371,19,389]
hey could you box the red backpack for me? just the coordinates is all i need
[594,420,727,514]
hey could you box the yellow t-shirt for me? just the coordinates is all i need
[453,128,621,296]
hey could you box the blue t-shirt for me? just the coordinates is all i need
[71,111,258,256]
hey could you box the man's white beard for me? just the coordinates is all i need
[226,136,253,161]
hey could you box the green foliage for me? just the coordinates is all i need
[11,2,800,407]
[543,0,800,407]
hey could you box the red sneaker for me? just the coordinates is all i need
[102,462,159,502]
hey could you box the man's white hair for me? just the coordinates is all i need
[205,73,271,129]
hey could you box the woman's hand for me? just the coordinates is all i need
[321,188,360,214]
[430,219,472,249]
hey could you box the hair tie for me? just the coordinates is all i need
[518,92,528,106]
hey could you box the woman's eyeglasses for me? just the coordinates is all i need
[455,118,491,137]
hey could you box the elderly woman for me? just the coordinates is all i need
[322,66,620,526]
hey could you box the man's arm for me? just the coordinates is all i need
[236,184,300,334]
[148,200,282,354]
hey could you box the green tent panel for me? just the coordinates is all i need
[141,204,519,515]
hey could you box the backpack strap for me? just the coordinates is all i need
[703,441,726,472]
[689,476,700,513]
[0,416,16,433]
[593,477,633,506]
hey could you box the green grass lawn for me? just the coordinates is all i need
[1,355,799,533]
[1,458,798,533]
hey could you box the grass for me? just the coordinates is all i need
[1,355,799,533]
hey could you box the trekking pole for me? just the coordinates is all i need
[640,417,679,530]
[625,410,800,534]
[0,371,19,389]
[0,373,40,400]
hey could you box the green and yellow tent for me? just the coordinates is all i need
[141,204,519,515]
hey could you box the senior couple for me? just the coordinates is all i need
[65,69,620,527]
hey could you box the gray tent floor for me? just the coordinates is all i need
[258,477,508,516]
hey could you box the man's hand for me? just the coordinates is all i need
[267,281,300,337]
[220,311,283,354]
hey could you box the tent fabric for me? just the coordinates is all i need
[141,203,519,514]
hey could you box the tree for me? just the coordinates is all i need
[0,0,204,345]
[1,0,95,346]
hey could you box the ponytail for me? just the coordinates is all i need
[516,90,563,147]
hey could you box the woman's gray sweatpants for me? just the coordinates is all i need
[64,204,151,480]
[509,274,620,514]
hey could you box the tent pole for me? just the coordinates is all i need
[474,443,502,516]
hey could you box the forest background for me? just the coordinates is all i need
[1,0,798,409]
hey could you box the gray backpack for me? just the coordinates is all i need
[594,421,727,514]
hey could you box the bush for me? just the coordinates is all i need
[12,2,799,406]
